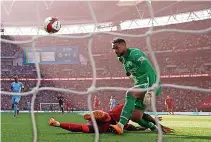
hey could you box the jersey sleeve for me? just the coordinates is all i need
[124,66,130,75]
[21,82,24,89]
[131,49,147,66]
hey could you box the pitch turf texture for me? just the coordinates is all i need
[1,113,211,142]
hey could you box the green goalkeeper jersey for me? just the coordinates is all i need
[119,48,158,87]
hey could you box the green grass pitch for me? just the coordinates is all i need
[1,113,211,142]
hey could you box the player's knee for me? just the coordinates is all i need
[127,91,145,100]
[131,116,140,122]
[126,92,138,99]
[131,109,142,122]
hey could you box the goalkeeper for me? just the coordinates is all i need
[109,38,162,135]
[48,104,172,133]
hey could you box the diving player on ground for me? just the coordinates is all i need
[11,76,24,117]
[109,38,162,135]
[49,104,173,133]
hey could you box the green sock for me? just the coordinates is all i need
[138,119,156,130]
[119,94,136,125]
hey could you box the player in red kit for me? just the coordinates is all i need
[93,96,102,110]
[65,99,70,112]
[48,104,173,133]
[165,96,174,115]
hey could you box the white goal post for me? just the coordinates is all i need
[40,103,59,111]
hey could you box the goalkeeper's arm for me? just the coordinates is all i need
[118,56,134,80]
[126,72,134,80]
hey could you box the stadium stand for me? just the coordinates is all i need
[1,20,211,112]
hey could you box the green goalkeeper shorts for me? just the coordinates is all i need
[133,74,162,110]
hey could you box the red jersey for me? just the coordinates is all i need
[165,98,173,106]
[87,104,124,133]
[107,104,124,123]
[65,100,70,106]
[93,97,101,109]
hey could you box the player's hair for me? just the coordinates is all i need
[111,38,126,44]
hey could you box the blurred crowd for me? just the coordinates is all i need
[0,35,21,57]
[1,79,210,112]
[1,20,211,56]
[1,19,211,112]
[1,51,211,78]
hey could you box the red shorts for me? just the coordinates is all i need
[167,104,173,110]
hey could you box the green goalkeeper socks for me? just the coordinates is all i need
[119,94,136,125]
[138,119,156,130]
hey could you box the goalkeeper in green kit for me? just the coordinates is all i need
[109,38,162,135]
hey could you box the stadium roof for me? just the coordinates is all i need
[1,1,211,26]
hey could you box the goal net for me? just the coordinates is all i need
[1,1,211,142]
[39,103,59,112]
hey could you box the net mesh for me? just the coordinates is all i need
[1,1,211,142]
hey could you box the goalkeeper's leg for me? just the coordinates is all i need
[109,78,162,135]
[128,109,173,134]
[48,118,90,133]
[109,84,148,135]
[141,113,173,133]
[131,102,158,132]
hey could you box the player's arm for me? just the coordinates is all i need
[21,83,24,92]
[84,110,111,123]
[118,57,133,79]
[11,83,13,91]
[131,49,148,67]
[126,72,134,80]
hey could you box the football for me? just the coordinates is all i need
[44,17,61,33]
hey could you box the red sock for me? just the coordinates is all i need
[60,123,89,133]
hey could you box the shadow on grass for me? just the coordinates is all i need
[56,132,87,135]
[55,131,211,141]
[166,133,211,141]
[55,132,98,136]
[175,135,211,140]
